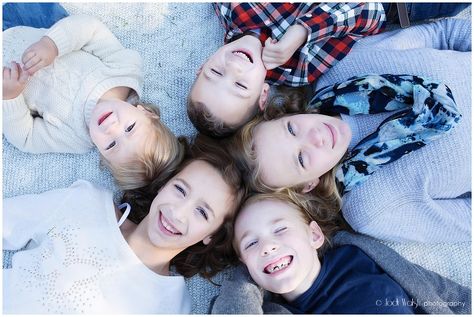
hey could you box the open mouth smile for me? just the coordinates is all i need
[98,112,113,126]
[158,212,182,236]
[263,255,293,274]
[232,50,253,63]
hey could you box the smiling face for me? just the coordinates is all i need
[89,100,154,166]
[254,114,352,191]
[235,198,324,301]
[143,160,234,252]
[191,35,269,127]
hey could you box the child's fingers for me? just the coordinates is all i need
[21,50,36,65]
[264,38,273,47]
[23,56,42,73]
[10,61,19,81]
[25,62,44,76]
[3,66,11,80]
[18,66,30,83]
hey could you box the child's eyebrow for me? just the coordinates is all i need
[238,230,251,244]
[238,218,285,241]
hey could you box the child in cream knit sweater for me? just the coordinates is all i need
[2,15,183,190]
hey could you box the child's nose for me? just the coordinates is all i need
[171,202,189,224]
[261,241,279,256]
[226,56,244,74]
[307,128,324,148]
[105,121,120,135]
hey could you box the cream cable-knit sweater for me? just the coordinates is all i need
[2,15,143,154]
[3,180,191,314]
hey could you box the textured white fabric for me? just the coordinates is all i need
[2,15,143,154]
[3,180,191,314]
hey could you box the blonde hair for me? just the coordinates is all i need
[101,103,185,190]
[234,190,348,258]
[231,114,343,215]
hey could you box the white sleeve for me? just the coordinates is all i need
[44,14,143,70]
[3,181,93,250]
[2,94,92,154]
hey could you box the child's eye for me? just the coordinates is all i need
[211,68,222,76]
[275,227,287,234]
[196,207,208,220]
[105,141,116,150]
[287,122,295,136]
[236,82,247,89]
[244,240,258,250]
[298,152,305,169]
[174,184,186,196]
[125,122,136,132]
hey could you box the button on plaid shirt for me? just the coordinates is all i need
[213,3,386,86]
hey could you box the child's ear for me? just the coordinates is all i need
[301,178,319,194]
[309,221,325,250]
[258,83,270,111]
[202,235,212,245]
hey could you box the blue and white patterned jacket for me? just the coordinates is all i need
[308,74,462,194]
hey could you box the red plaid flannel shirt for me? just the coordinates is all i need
[213,3,386,86]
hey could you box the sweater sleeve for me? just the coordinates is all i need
[45,14,142,71]
[211,265,264,314]
[3,186,74,250]
[309,74,462,194]
[2,94,92,154]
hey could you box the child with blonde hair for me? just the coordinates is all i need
[230,18,469,243]
[211,191,470,314]
[3,14,183,189]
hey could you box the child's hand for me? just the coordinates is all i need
[3,61,29,100]
[21,36,58,75]
[262,24,308,70]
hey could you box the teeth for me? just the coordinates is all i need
[161,215,180,234]
[233,51,251,62]
[265,256,292,273]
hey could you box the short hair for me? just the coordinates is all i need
[186,88,259,138]
[122,133,246,279]
[234,191,349,258]
[100,103,185,191]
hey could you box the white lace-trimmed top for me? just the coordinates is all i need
[3,180,191,314]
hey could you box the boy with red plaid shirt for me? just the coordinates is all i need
[188,3,386,137]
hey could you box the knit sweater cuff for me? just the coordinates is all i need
[3,94,28,119]
[45,25,71,57]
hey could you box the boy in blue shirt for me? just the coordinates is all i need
[224,192,420,314]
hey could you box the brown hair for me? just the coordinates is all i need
[186,96,258,139]
[234,190,349,258]
[101,103,185,190]
[122,134,246,279]
[186,85,309,138]
[230,112,343,216]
